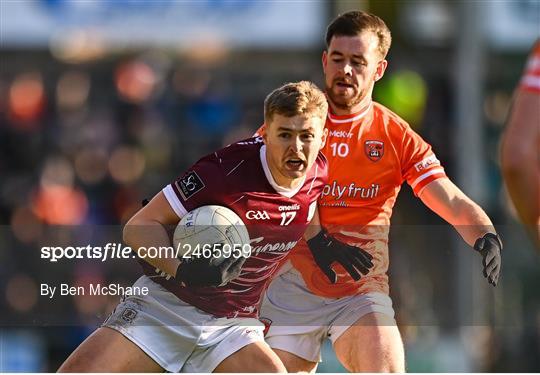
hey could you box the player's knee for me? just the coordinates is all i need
[374,342,405,373]
[365,328,404,372]
[344,343,403,373]
[336,324,404,373]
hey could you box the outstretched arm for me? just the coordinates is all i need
[419,178,502,286]
[418,178,496,246]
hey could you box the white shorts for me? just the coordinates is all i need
[103,276,265,373]
[260,266,395,363]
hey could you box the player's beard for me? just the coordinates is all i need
[326,77,373,112]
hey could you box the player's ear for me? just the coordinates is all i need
[320,127,328,149]
[322,50,328,73]
[374,59,388,82]
[260,124,268,143]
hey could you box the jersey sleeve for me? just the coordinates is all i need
[162,154,226,218]
[401,127,447,196]
[253,124,265,137]
[519,40,540,94]
[317,151,329,184]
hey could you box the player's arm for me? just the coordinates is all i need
[123,191,181,277]
[500,90,540,248]
[419,178,502,286]
[125,191,245,287]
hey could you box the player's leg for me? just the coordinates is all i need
[259,266,329,372]
[213,341,287,372]
[273,348,318,373]
[333,312,405,372]
[58,326,163,372]
[62,276,223,372]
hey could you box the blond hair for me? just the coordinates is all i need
[264,81,328,124]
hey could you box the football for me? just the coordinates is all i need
[173,205,251,265]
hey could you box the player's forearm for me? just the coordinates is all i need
[123,219,180,277]
[448,197,496,247]
[420,180,497,247]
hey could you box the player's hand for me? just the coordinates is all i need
[307,230,374,283]
[175,255,246,287]
[474,233,502,286]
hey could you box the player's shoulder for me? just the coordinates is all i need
[215,136,264,160]
[372,101,420,142]
[372,102,411,132]
[191,137,262,174]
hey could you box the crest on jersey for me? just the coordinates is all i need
[121,308,138,323]
[176,171,205,200]
[364,140,384,162]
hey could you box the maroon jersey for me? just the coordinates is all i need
[141,137,328,318]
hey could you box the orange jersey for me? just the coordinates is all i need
[255,102,447,298]
[519,40,540,94]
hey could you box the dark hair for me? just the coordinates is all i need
[264,81,328,124]
[325,10,392,58]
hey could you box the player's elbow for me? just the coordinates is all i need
[122,220,137,247]
[122,213,145,245]
[451,194,485,225]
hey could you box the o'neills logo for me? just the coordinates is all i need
[249,237,298,254]
[364,140,384,162]
[278,204,300,212]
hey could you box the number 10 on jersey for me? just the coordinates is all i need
[330,142,349,157]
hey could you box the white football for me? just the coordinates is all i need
[173,205,251,265]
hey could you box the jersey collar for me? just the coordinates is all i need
[327,101,373,124]
[260,145,305,198]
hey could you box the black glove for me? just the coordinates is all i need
[175,255,247,287]
[307,230,374,284]
[474,233,502,286]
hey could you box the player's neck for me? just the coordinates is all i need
[274,175,303,190]
[260,145,306,196]
[266,160,304,190]
[328,96,373,117]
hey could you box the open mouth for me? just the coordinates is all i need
[336,81,354,89]
[285,158,305,171]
